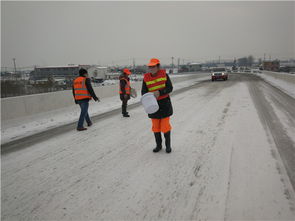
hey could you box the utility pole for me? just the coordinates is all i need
[12,58,17,80]
[133,58,135,73]
[177,58,180,70]
[171,57,174,73]
[13,58,17,73]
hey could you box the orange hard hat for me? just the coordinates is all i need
[147,58,160,67]
[123,68,131,75]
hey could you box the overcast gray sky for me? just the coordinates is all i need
[1,1,295,68]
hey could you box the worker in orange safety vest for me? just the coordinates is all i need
[119,68,131,117]
[141,58,173,153]
[73,68,99,131]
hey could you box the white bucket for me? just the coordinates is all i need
[130,88,137,98]
[141,92,159,114]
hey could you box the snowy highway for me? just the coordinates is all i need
[2,73,295,220]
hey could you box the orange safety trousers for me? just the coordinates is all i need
[151,117,172,133]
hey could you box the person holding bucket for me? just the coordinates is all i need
[141,58,173,153]
[119,68,132,117]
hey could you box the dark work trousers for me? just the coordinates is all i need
[120,94,129,115]
[77,99,91,128]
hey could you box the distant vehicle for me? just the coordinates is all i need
[211,68,228,81]
[251,69,261,74]
[238,67,244,72]
[244,69,251,73]
[54,77,67,85]
[232,66,238,71]
[92,77,104,83]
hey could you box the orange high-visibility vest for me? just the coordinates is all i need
[119,76,131,95]
[143,69,169,100]
[73,77,91,100]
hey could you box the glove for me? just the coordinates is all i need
[124,94,130,100]
[94,97,100,102]
[153,91,160,98]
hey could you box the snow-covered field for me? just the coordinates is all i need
[1,73,295,220]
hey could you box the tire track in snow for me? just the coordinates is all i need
[248,78,295,192]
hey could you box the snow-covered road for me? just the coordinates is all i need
[2,73,295,220]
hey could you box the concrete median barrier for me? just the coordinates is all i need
[1,73,206,121]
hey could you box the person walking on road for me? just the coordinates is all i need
[141,58,173,153]
[73,68,100,131]
[119,68,132,117]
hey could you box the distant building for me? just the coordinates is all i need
[30,65,91,81]
[105,72,121,80]
[279,61,295,73]
[165,68,178,74]
[188,63,202,72]
[187,63,202,72]
[263,60,280,72]
[179,63,202,73]
[216,63,226,68]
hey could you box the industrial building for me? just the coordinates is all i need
[30,65,91,81]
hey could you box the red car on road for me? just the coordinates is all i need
[211,68,228,81]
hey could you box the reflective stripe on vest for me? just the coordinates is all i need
[73,77,91,100]
[143,70,169,100]
[119,77,131,94]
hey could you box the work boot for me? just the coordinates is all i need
[164,131,172,153]
[122,104,128,116]
[153,132,162,152]
[87,122,93,127]
[77,127,87,131]
[123,113,130,117]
